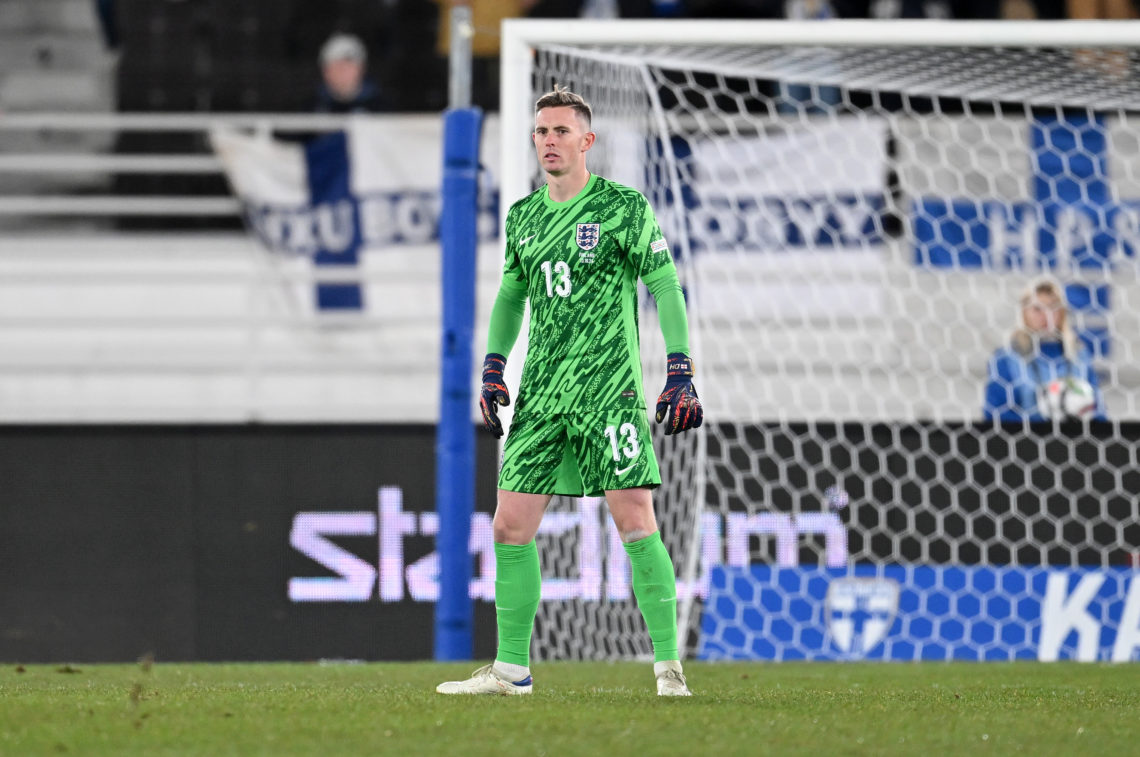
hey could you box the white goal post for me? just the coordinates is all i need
[498,20,1140,663]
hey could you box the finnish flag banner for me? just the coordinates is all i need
[210,118,450,311]
[903,113,1140,273]
[681,115,890,255]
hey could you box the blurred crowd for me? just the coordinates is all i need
[88,0,1137,114]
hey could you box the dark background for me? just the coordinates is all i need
[0,424,498,663]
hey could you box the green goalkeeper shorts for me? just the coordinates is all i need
[498,409,662,497]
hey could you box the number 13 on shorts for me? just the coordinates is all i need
[604,422,640,463]
[594,412,660,491]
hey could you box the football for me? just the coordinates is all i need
[1039,377,1097,420]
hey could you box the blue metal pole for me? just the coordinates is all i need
[435,106,483,660]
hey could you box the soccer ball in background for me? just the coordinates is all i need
[1038,377,1097,420]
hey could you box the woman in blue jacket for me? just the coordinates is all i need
[983,276,1105,422]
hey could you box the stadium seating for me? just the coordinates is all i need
[0,0,115,217]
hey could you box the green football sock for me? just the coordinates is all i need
[624,531,680,662]
[494,541,541,668]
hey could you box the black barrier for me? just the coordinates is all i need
[0,425,498,663]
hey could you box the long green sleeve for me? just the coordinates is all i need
[644,269,690,357]
[486,281,527,358]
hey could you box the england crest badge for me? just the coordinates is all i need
[576,223,600,250]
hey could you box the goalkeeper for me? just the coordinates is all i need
[437,86,702,697]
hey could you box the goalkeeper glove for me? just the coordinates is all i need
[655,353,703,435]
[479,353,510,438]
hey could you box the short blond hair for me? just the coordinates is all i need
[535,85,592,128]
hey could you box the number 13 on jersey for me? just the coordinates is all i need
[540,260,572,298]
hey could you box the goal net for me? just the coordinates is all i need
[500,20,1140,663]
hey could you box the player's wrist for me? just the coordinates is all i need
[665,353,694,380]
[483,353,507,381]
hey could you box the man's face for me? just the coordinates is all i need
[532,106,594,176]
[322,58,364,100]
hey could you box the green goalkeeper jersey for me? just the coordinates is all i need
[501,173,678,414]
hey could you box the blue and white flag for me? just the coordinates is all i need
[905,113,1140,273]
[211,118,455,311]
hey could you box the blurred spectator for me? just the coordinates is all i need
[282,0,395,110]
[785,0,835,18]
[527,0,661,14]
[1066,0,1136,17]
[315,33,388,113]
[983,276,1105,422]
[1066,0,1136,79]
[1002,0,1039,17]
[831,0,999,18]
[685,0,782,15]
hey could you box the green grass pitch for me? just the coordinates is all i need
[1,661,1137,755]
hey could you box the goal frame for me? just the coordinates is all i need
[495,19,1140,662]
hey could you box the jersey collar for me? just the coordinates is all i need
[542,172,597,208]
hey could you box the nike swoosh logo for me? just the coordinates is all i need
[659,597,676,603]
[614,463,635,477]
[520,234,537,246]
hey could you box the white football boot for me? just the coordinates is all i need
[436,663,533,695]
[655,660,692,696]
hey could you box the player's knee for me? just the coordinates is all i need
[607,491,658,542]
[619,527,655,544]
[492,514,531,545]
[611,514,658,542]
